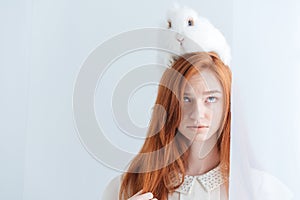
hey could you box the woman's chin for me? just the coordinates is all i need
[193,133,210,142]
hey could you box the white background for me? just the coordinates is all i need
[1,0,300,199]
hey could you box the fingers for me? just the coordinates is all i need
[131,190,143,197]
[128,191,157,200]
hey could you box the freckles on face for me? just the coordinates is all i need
[177,69,224,142]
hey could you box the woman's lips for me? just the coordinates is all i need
[187,126,209,134]
[187,125,209,128]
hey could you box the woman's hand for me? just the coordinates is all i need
[128,190,158,200]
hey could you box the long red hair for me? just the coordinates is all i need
[119,52,232,200]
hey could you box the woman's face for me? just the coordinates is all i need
[178,69,224,142]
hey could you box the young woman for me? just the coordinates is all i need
[103,52,232,200]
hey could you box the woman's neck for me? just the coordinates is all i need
[185,135,220,176]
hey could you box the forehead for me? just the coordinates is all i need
[184,69,222,93]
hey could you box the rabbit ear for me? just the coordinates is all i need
[166,2,179,19]
[172,2,181,9]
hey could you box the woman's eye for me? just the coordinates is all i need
[206,96,217,103]
[183,96,191,102]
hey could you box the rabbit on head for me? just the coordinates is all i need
[162,4,231,66]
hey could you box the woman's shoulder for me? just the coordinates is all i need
[250,169,293,199]
[102,174,122,200]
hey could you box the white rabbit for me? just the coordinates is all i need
[158,4,231,66]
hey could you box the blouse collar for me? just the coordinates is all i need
[174,165,226,194]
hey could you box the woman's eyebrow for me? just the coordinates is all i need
[203,90,222,95]
[183,90,221,96]
[183,92,193,96]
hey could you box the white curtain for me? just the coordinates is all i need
[230,0,300,199]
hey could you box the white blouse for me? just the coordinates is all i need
[102,165,227,200]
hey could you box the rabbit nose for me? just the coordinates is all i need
[176,34,185,43]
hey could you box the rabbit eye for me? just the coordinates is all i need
[167,20,172,28]
[188,18,194,26]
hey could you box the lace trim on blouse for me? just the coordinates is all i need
[174,165,226,194]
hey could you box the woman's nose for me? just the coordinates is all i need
[190,101,207,121]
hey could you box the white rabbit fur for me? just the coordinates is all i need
[161,5,231,66]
